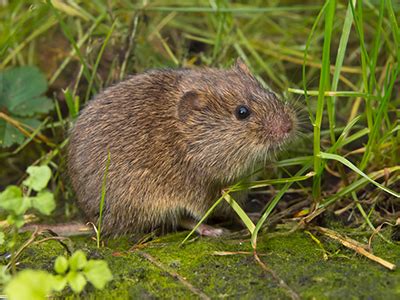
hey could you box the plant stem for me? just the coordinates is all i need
[312,0,336,201]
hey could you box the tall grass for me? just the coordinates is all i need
[0,0,399,249]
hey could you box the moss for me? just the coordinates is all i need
[9,227,400,299]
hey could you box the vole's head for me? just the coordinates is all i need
[177,59,297,182]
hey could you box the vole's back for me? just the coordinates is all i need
[68,70,187,233]
[68,64,296,235]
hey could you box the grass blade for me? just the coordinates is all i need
[85,20,117,102]
[329,115,361,153]
[231,173,315,191]
[97,151,111,248]
[251,162,313,249]
[320,166,400,208]
[319,152,400,198]
[223,194,255,234]
[327,0,356,144]
[312,0,336,200]
[180,193,226,246]
[302,1,329,123]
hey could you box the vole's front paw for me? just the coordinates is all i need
[197,224,229,237]
[179,218,229,237]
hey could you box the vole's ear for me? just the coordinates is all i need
[177,91,205,121]
[233,58,253,76]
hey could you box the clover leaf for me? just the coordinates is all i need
[53,250,113,294]
[0,185,31,216]
[52,275,67,292]
[54,256,69,274]
[23,165,52,192]
[69,250,87,271]
[0,165,55,228]
[83,260,113,290]
[0,185,23,213]
[31,190,55,215]
[5,270,55,300]
[67,271,87,293]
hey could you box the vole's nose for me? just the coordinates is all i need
[281,118,293,133]
[264,113,293,139]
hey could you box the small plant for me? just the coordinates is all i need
[53,250,113,293]
[0,165,55,228]
[5,270,55,300]
[4,250,113,300]
[0,166,112,299]
[0,165,55,273]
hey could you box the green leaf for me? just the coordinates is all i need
[54,256,69,274]
[0,232,4,244]
[23,165,52,192]
[0,66,53,148]
[83,260,113,290]
[6,214,26,228]
[5,270,54,300]
[0,66,52,116]
[0,117,40,148]
[31,190,55,215]
[69,250,87,271]
[11,96,54,117]
[0,186,30,215]
[0,186,22,212]
[0,119,24,148]
[0,265,11,285]
[0,185,22,200]
[51,275,67,292]
[67,271,87,293]
[19,197,32,215]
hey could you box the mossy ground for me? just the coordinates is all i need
[11,225,400,299]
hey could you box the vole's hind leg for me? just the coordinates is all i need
[179,218,229,237]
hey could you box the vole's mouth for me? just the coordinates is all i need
[264,122,297,145]
[263,106,298,148]
[266,131,293,142]
[261,104,297,139]
[259,122,297,154]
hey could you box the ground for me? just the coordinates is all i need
[12,224,400,299]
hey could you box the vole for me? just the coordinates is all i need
[67,59,297,236]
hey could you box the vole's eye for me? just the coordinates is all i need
[235,105,251,120]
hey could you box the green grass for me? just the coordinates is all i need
[97,150,111,248]
[0,0,399,266]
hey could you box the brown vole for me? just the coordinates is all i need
[67,60,297,236]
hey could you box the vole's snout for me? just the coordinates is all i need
[264,113,294,141]
[281,117,293,133]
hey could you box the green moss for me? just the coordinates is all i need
[10,228,400,299]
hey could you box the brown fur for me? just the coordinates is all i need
[67,61,297,235]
